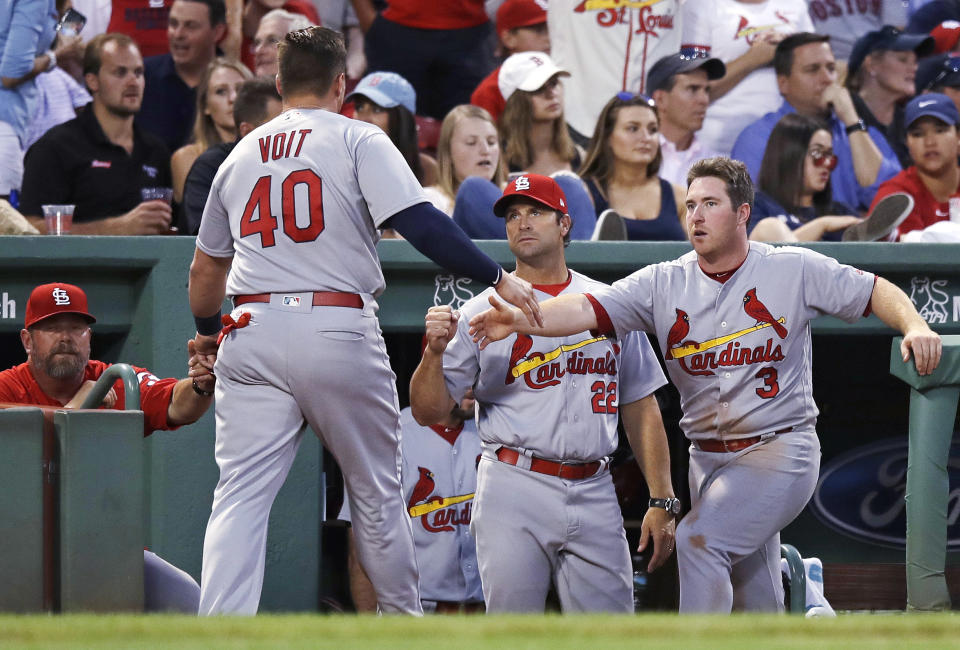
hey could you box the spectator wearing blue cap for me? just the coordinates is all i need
[916,53,960,113]
[846,25,935,168]
[731,32,902,213]
[348,71,437,187]
[867,92,960,240]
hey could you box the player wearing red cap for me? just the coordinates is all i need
[0,282,214,612]
[410,174,677,613]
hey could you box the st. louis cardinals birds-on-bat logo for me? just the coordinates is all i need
[407,466,475,533]
[743,288,788,338]
[665,308,690,360]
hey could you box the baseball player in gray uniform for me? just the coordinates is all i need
[467,157,942,613]
[187,27,542,616]
[341,398,485,613]
[410,174,678,614]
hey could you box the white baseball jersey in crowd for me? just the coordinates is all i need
[341,407,484,608]
[590,241,876,612]
[195,108,427,615]
[442,271,667,612]
[549,0,680,138]
[681,0,813,155]
[808,0,908,61]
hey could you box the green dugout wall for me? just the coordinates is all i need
[1,236,958,610]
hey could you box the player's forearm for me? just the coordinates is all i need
[870,277,932,335]
[409,349,456,426]
[166,378,213,426]
[516,294,598,336]
[189,249,231,318]
[621,395,675,498]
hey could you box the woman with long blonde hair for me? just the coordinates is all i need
[170,57,252,204]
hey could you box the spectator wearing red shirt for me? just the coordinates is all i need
[0,282,215,611]
[351,0,496,120]
[470,0,549,124]
[869,93,960,241]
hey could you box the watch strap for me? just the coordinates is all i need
[845,119,867,135]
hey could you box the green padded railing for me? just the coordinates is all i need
[78,363,139,411]
[780,543,807,614]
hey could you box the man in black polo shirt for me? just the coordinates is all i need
[179,77,281,234]
[138,0,227,152]
[20,33,174,235]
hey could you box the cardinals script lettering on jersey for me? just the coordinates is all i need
[505,334,619,389]
[258,129,313,163]
[678,338,785,377]
[420,501,472,533]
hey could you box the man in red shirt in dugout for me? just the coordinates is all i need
[0,281,215,612]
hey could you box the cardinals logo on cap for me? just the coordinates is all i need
[52,288,71,306]
[515,175,530,190]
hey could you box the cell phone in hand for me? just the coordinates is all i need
[57,8,86,37]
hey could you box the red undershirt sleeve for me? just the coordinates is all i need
[585,293,615,337]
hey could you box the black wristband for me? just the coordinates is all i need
[845,119,867,135]
[194,311,222,336]
[192,378,214,396]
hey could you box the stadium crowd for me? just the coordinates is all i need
[3,0,960,243]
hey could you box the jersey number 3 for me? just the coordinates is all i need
[240,169,325,247]
[755,367,780,399]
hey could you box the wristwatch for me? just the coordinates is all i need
[845,118,867,135]
[648,497,682,516]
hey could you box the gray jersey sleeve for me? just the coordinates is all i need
[195,171,235,258]
[355,130,428,228]
[618,329,668,405]
[797,247,875,323]
[590,264,659,337]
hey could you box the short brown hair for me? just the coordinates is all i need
[687,156,754,209]
[83,33,138,76]
[277,26,345,98]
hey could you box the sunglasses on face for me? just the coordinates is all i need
[615,90,656,107]
[809,149,838,171]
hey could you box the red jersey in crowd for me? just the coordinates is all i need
[471,65,505,122]
[382,0,488,30]
[0,360,179,435]
[107,0,173,58]
[869,166,960,238]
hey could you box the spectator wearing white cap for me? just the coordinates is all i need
[471,0,549,124]
[845,25,935,168]
[647,52,726,188]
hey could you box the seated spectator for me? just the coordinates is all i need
[423,104,506,216]
[731,33,902,213]
[498,51,581,176]
[866,93,960,240]
[352,0,496,120]
[241,0,318,73]
[0,282,213,612]
[647,52,726,188]
[171,57,251,205]
[251,9,314,78]
[180,77,282,234]
[471,0,549,123]
[748,113,861,242]
[916,53,960,112]
[845,25,934,168]
[138,0,227,152]
[0,0,76,200]
[577,93,687,241]
[20,34,174,235]
[680,0,812,155]
[808,0,907,61]
[346,71,438,186]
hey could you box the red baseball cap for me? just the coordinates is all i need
[496,0,547,33]
[493,173,568,217]
[25,282,96,328]
[932,20,960,54]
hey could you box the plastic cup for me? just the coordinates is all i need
[141,187,174,204]
[41,204,74,235]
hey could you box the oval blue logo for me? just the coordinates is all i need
[810,437,960,549]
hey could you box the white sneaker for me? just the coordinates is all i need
[842,193,914,242]
[591,209,627,241]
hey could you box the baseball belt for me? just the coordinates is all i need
[234,291,363,309]
[693,426,794,453]
[495,446,603,480]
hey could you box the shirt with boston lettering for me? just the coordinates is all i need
[197,108,427,298]
[0,360,177,435]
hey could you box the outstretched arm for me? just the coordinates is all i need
[621,395,676,572]
[468,293,599,349]
[870,277,941,375]
[409,306,459,426]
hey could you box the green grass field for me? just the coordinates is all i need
[2,613,959,649]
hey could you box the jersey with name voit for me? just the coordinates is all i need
[196,108,427,298]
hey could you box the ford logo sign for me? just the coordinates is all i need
[810,437,960,549]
